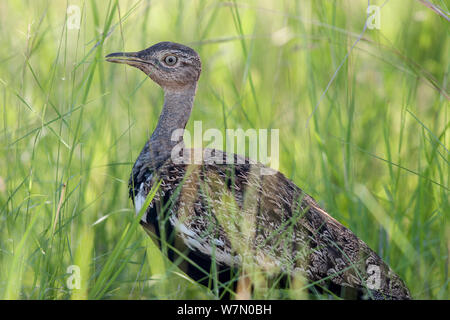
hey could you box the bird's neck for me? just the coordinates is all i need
[146,83,197,167]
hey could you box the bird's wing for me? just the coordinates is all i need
[136,148,410,299]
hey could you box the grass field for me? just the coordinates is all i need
[0,0,448,299]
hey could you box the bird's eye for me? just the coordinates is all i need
[164,55,178,66]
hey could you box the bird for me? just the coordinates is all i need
[105,41,411,300]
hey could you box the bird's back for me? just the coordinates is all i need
[130,148,411,299]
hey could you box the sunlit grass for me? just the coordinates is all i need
[0,0,448,299]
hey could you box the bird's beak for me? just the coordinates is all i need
[105,51,148,68]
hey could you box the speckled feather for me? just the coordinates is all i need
[131,148,411,299]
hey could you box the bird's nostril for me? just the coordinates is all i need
[105,52,125,58]
[105,51,138,59]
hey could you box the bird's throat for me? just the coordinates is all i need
[147,84,197,166]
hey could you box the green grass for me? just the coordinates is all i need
[0,0,448,299]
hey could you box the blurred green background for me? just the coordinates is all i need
[0,0,448,299]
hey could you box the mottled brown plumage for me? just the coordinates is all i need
[106,42,411,299]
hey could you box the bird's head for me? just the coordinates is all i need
[106,41,201,90]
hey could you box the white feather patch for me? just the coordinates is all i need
[134,182,148,223]
[169,215,238,266]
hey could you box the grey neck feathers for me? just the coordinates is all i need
[134,84,197,176]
